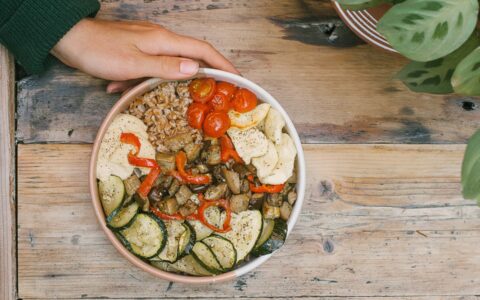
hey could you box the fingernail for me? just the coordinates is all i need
[180,60,199,75]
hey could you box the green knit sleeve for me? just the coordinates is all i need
[0,0,100,74]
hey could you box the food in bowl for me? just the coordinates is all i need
[95,78,298,276]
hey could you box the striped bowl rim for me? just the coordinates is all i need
[332,1,397,53]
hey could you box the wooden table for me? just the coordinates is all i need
[2,1,480,299]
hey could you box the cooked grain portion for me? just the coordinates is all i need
[127,81,202,152]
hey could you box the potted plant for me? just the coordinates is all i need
[336,0,480,204]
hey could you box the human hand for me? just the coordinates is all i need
[51,19,239,93]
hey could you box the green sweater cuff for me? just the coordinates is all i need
[0,0,100,74]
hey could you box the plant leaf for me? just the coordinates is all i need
[396,33,480,94]
[462,129,480,204]
[451,46,480,96]
[377,0,479,62]
[336,0,387,10]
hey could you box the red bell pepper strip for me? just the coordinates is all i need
[197,198,232,233]
[137,166,161,198]
[247,174,284,194]
[219,135,243,163]
[150,206,185,221]
[120,132,158,168]
[175,151,212,184]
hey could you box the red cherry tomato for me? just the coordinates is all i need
[189,78,216,103]
[203,111,231,138]
[187,102,210,129]
[216,81,237,99]
[232,88,257,113]
[210,93,231,112]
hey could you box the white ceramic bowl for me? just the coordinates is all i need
[89,68,306,283]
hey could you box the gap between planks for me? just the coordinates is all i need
[16,143,480,299]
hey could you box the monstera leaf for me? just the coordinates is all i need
[377,0,479,62]
[336,0,386,10]
[451,47,480,96]
[462,129,480,204]
[396,34,480,94]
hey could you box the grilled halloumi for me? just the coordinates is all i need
[228,103,270,129]
[227,127,269,164]
[260,133,296,185]
[264,108,285,144]
[252,140,278,179]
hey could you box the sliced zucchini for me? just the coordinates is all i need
[151,261,179,273]
[191,242,223,274]
[202,235,237,270]
[178,222,196,257]
[120,213,167,259]
[153,220,186,263]
[107,200,139,230]
[187,206,221,240]
[254,218,274,250]
[170,255,213,276]
[99,175,125,216]
[252,218,287,256]
[219,210,263,263]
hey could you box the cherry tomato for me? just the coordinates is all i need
[203,111,231,138]
[189,78,216,103]
[210,93,231,112]
[216,81,237,99]
[232,88,257,113]
[187,102,210,129]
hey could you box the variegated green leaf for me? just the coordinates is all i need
[396,33,479,94]
[377,0,479,62]
[462,129,480,205]
[451,46,480,96]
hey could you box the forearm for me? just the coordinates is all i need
[0,0,100,74]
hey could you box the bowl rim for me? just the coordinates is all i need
[88,68,306,283]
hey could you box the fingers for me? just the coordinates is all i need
[139,29,240,75]
[130,55,200,80]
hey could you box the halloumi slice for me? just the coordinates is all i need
[260,133,297,185]
[252,140,278,179]
[264,108,285,144]
[227,127,268,164]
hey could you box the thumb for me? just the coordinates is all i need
[134,55,199,80]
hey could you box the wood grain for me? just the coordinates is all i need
[0,46,16,300]
[17,144,480,299]
[18,0,480,145]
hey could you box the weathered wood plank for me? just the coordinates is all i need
[17,144,480,299]
[0,46,16,300]
[20,0,480,145]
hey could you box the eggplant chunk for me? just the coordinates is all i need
[179,199,198,217]
[280,201,292,221]
[155,152,176,171]
[249,193,265,210]
[206,145,222,165]
[240,179,250,193]
[189,184,209,193]
[164,132,193,152]
[134,193,150,212]
[123,175,140,196]
[263,201,280,219]
[213,165,226,183]
[184,143,203,162]
[232,163,249,179]
[222,169,241,194]
[205,183,228,200]
[148,186,164,203]
[267,193,282,207]
[197,163,210,174]
[157,197,179,215]
[162,176,173,189]
[175,185,192,205]
[230,194,249,213]
[287,190,297,205]
[168,179,181,196]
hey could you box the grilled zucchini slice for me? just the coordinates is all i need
[252,218,287,256]
[120,213,166,259]
[99,175,125,217]
[202,235,236,270]
[191,242,223,274]
[219,210,263,263]
[107,199,139,230]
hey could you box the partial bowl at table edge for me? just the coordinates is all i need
[88,68,307,283]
